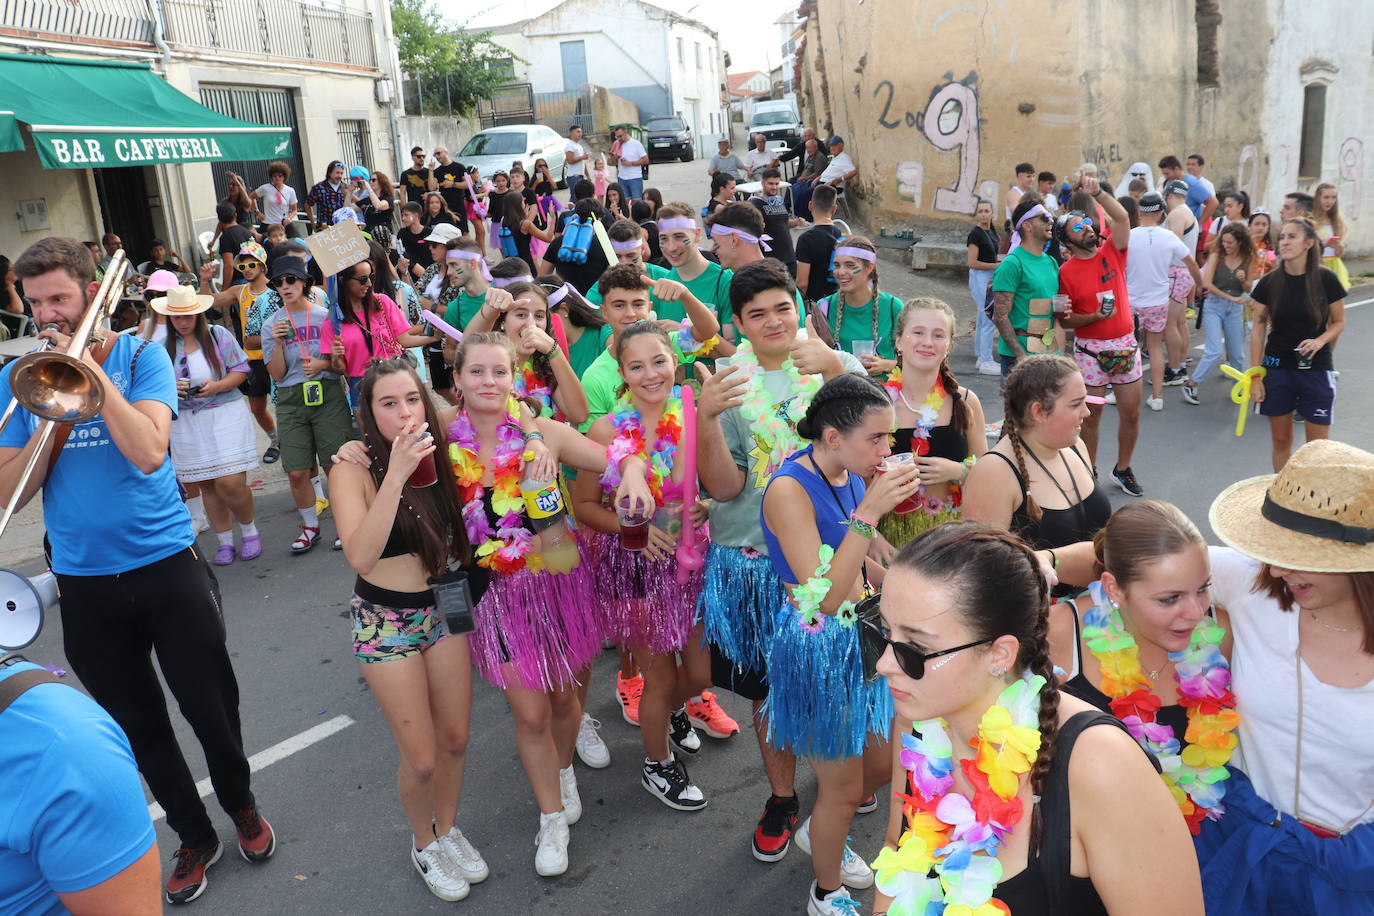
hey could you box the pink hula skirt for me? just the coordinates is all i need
[583,527,705,655]
[468,543,601,692]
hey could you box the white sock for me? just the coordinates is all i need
[312,475,325,500]
[186,496,204,518]
[240,521,258,538]
[298,506,318,527]
[216,530,234,547]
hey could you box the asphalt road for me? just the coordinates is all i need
[7,200,1373,914]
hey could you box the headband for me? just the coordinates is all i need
[1008,203,1050,251]
[657,217,697,232]
[445,248,492,282]
[610,238,643,252]
[709,224,772,252]
[833,245,877,263]
[545,282,594,310]
[492,275,534,288]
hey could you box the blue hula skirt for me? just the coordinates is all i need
[761,602,892,760]
[1192,767,1374,915]
[698,543,788,675]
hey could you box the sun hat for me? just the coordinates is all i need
[269,256,310,283]
[236,240,268,264]
[1209,440,1374,573]
[144,269,180,293]
[423,223,462,244]
[150,284,214,316]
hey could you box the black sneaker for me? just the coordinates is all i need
[165,840,223,905]
[1111,466,1144,497]
[1181,381,1200,405]
[641,757,708,811]
[1163,368,1186,387]
[753,794,800,862]
[668,707,701,755]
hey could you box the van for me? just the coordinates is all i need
[748,100,801,150]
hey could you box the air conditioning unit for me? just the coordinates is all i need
[375,78,393,105]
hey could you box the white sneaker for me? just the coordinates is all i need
[1146,396,1164,412]
[437,826,489,884]
[411,840,469,901]
[534,810,570,877]
[559,765,582,825]
[190,513,209,534]
[575,713,610,768]
[806,881,861,916]
[977,359,1002,376]
[793,816,874,889]
[1104,390,1117,405]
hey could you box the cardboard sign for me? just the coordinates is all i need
[307,220,370,277]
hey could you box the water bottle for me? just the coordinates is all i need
[520,472,578,573]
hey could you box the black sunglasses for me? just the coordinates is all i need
[350,274,373,285]
[270,275,304,288]
[857,597,998,681]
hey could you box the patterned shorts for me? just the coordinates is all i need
[1136,303,1169,334]
[351,579,447,663]
[1074,332,1143,387]
[1167,265,1194,303]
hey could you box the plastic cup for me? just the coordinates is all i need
[852,339,877,359]
[617,501,651,551]
[1052,294,1070,314]
[880,452,921,515]
[408,453,438,488]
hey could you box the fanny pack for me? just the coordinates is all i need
[1075,343,1136,377]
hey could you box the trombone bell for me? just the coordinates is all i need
[5,351,106,423]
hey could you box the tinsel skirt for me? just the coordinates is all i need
[698,543,788,675]
[876,503,961,552]
[584,527,705,655]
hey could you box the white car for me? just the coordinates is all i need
[457,124,569,187]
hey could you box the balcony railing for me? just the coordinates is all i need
[162,0,378,69]
[0,0,156,46]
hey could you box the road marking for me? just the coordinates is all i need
[1191,295,1372,349]
[147,714,355,822]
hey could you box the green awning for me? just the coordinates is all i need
[0,53,292,169]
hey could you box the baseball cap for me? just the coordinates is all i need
[1138,193,1165,213]
[1163,179,1189,198]
[144,269,180,293]
[423,224,462,244]
[827,136,844,146]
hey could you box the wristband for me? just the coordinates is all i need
[848,516,876,540]
[959,455,976,483]
[524,430,545,442]
[1048,547,1059,570]
[850,510,877,528]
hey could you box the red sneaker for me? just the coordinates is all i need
[752,795,799,863]
[686,691,740,738]
[230,806,277,863]
[616,672,643,727]
[165,841,222,905]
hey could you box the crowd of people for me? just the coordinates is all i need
[0,125,1370,916]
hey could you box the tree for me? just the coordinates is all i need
[391,0,515,115]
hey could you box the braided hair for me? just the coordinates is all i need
[795,372,890,442]
[999,355,1080,520]
[830,235,881,345]
[891,520,1060,850]
[894,297,967,439]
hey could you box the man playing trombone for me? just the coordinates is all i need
[0,238,276,906]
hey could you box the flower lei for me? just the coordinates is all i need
[731,338,822,488]
[873,674,1047,915]
[1081,580,1238,834]
[598,386,685,506]
[448,409,536,575]
[514,358,566,421]
[792,544,857,634]
[675,318,720,358]
[885,366,966,509]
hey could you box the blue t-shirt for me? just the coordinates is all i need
[0,662,156,915]
[0,334,192,575]
[1182,174,1211,220]
[760,444,866,584]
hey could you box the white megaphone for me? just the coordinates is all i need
[0,567,57,651]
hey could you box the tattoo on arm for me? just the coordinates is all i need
[992,290,1024,358]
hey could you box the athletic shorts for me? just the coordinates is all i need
[1136,303,1169,334]
[426,350,453,391]
[238,359,272,398]
[276,378,355,472]
[1259,368,1335,425]
[351,578,446,662]
[1167,265,1194,303]
[1074,333,1143,387]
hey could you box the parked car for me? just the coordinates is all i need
[457,124,568,185]
[747,101,801,150]
[645,115,694,163]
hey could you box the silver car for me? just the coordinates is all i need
[457,124,568,186]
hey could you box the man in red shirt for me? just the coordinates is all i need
[1055,177,1145,496]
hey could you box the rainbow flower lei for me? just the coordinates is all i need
[599,386,685,506]
[883,366,948,459]
[1081,580,1238,834]
[730,338,822,487]
[448,409,536,575]
[873,674,1047,915]
[792,544,857,634]
[675,318,719,358]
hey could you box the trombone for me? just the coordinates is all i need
[0,250,130,539]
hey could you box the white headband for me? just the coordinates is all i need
[657,217,697,232]
[492,275,533,288]
[833,246,876,263]
[709,224,772,252]
[610,239,643,252]
[446,249,492,282]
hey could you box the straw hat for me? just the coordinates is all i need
[150,284,214,316]
[1209,440,1374,573]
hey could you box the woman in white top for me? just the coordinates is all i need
[1202,438,1374,915]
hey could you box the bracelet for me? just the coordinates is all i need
[524,430,545,442]
[959,455,976,484]
[848,516,876,539]
[1048,547,1059,570]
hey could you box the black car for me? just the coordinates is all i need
[645,115,693,162]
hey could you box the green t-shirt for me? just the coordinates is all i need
[442,288,489,335]
[991,245,1060,358]
[821,290,903,364]
[578,335,692,433]
[668,260,733,326]
[567,323,613,378]
[584,262,671,310]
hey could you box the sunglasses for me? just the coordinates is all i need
[270,275,304,288]
[1067,219,1093,233]
[857,599,998,681]
[350,274,374,285]
[235,260,263,272]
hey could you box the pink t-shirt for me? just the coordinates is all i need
[320,293,411,377]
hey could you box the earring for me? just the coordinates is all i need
[991,665,1007,677]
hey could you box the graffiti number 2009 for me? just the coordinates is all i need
[874,80,917,129]
[874,78,981,213]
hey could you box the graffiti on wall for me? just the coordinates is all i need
[1272,144,1293,199]
[872,71,981,214]
[1080,144,1125,165]
[1339,137,1363,219]
[1236,144,1260,204]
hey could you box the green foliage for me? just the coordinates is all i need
[391,0,516,115]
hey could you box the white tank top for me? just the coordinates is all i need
[1210,546,1374,829]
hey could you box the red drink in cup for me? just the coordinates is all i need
[618,499,651,551]
[408,432,438,488]
[881,452,920,515]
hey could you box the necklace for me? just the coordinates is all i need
[1307,609,1354,633]
[599,387,685,505]
[731,339,821,487]
[872,673,1047,914]
[1082,580,1239,835]
[882,366,946,457]
[448,408,535,575]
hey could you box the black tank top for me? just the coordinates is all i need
[892,422,968,463]
[984,445,1112,551]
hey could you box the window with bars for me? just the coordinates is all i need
[337,119,373,170]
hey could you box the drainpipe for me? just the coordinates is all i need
[146,0,196,266]
[146,0,172,74]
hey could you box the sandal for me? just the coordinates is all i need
[290,525,320,554]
